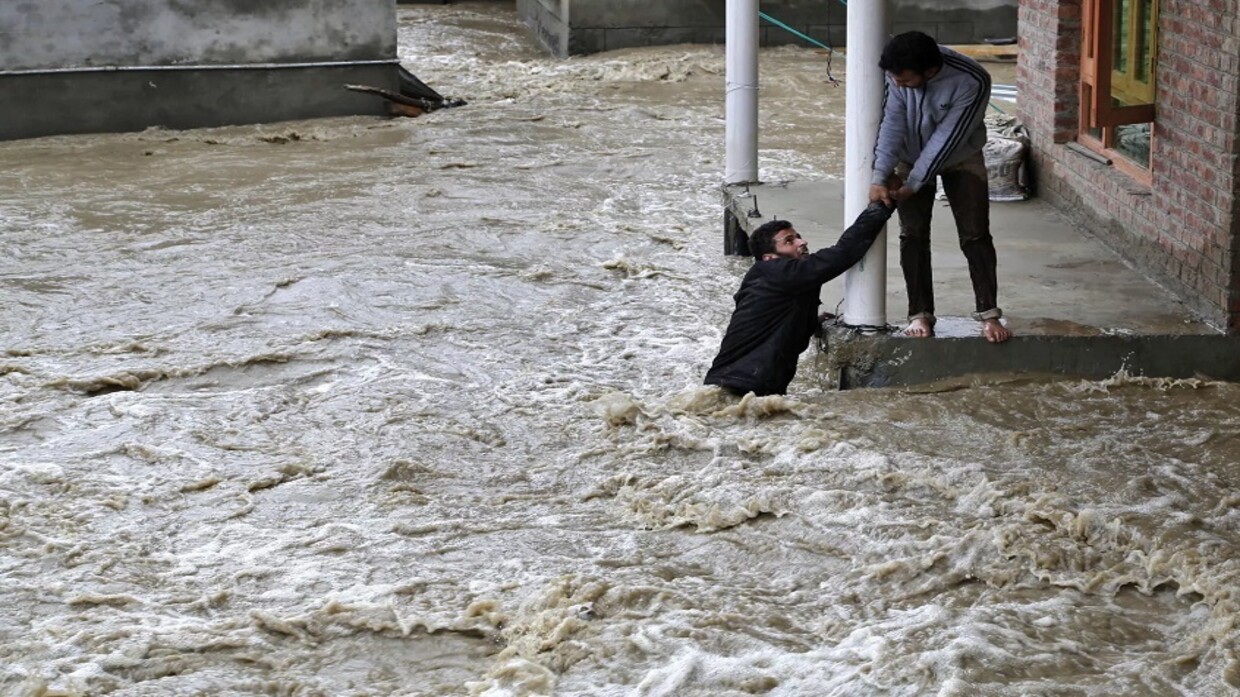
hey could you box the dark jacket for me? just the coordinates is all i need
[704,203,894,396]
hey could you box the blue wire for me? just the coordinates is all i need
[758,11,833,51]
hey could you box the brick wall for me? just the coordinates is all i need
[1018,0,1240,333]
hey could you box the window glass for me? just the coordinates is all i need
[1109,0,1156,108]
[1114,123,1151,167]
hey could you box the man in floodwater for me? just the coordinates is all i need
[869,30,1013,343]
[705,202,895,396]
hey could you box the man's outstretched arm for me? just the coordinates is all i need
[816,201,898,269]
[765,203,896,293]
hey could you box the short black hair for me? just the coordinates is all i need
[879,31,943,75]
[749,219,793,260]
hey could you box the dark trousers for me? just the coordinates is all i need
[896,151,1001,321]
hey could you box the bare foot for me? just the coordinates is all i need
[982,318,1012,343]
[904,317,934,338]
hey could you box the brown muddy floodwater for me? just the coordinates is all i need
[2,3,1239,696]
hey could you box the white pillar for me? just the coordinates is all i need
[725,0,759,185]
[841,0,891,328]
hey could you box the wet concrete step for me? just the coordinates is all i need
[824,327,1240,388]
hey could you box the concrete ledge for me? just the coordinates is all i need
[0,63,397,141]
[825,324,1240,389]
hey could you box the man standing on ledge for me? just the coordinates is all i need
[869,31,1012,343]
[705,203,895,397]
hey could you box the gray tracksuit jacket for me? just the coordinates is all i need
[870,46,991,194]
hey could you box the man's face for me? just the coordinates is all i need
[772,227,808,260]
[889,68,931,89]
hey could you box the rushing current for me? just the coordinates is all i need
[2,3,1239,695]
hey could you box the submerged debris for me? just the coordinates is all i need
[346,66,467,118]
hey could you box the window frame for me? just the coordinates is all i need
[1079,0,1158,182]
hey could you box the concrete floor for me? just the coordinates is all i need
[723,180,1239,386]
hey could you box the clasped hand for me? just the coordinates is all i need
[868,175,913,207]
